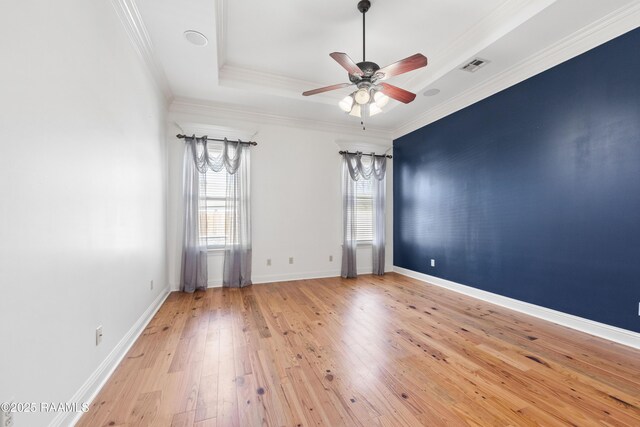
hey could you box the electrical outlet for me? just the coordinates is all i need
[96,326,103,346]
[289,257,294,265]
[329,255,333,262]
[150,280,154,290]
[430,259,435,267]
[266,258,271,266]
[1,401,13,427]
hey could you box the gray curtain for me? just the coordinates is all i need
[180,136,252,291]
[223,144,252,288]
[341,154,358,278]
[342,152,387,278]
[180,139,208,293]
[372,164,386,275]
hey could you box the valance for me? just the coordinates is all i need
[186,136,244,175]
[343,152,387,181]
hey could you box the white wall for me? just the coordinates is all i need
[167,110,393,288]
[0,1,168,426]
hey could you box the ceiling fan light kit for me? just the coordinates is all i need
[302,0,428,128]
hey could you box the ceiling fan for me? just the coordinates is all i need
[302,0,428,121]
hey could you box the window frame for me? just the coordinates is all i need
[199,171,228,251]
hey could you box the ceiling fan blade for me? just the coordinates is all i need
[302,82,353,97]
[376,53,428,81]
[330,52,364,76]
[379,83,416,104]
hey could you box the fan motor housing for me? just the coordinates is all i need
[349,61,380,82]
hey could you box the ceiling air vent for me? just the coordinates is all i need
[460,58,490,73]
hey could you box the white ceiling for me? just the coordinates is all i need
[134,0,640,136]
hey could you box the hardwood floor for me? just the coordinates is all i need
[78,273,640,426]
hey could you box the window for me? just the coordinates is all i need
[355,178,373,241]
[199,170,227,249]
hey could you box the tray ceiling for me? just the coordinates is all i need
[134,0,639,135]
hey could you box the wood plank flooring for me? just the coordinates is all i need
[78,273,640,426]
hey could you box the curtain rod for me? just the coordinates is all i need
[339,150,392,159]
[176,134,258,146]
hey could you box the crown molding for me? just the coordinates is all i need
[170,98,394,143]
[214,0,353,106]
[173,122,258,141]
[393,2,640,139]
[218,65,339,104]
[215,0,227,67]
[109,0,173,104]
[400,0,556,94]
[335,139,393,154]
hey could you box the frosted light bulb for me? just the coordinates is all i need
[369,103,382,116]
[349,103,362,118]
[374,91,389,108]
[339,95,354,112]
[354,88,371,105]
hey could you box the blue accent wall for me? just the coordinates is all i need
[393,28,640,333]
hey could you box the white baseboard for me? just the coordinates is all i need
[50,288,171,427]
[165,266,396,291]
[208,269,342,286]
[253,269,339,284]
[176,271,342,289]
[393,266,640,350]
[204,266,395,287]
[172,271,342,290]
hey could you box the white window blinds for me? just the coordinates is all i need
[199,170,227,248]
[355,178,373,241]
